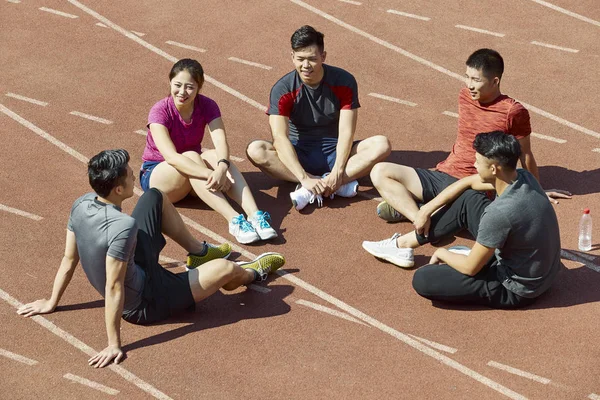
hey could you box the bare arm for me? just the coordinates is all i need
[323,109,357,195]
[205,117,233,192]
[430,242,496,276]
[149,123,212,179]
[17,230,79,317]
[88,255,127,368]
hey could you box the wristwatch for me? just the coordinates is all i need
[217,159,231,168]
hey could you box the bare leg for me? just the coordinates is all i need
[370,162,424,222]
[396,231,421,249]
[246,140,300,182]
[342,135,391,182]
[187,259,254,302]
[159,193,205,254]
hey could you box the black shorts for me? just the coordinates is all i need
[414,168,458,202]
[122,188,195,325]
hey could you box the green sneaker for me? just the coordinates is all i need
[376,201,407,223]
[237,252,286,281]
[186,242,232,270]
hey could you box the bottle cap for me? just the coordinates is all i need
[584,209,590,214]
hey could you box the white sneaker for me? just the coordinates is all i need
[229,214,261,244]
[322,173,358,198]
[248,211,278,240]
[362,233,414,268]
[290,184,323,210]
[448,246,471,256]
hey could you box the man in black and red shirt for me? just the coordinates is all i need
[247,25,390,210]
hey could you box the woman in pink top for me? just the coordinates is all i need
[141,59,276,244]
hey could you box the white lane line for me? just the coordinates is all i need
[7,0,22,3]
[131,31,145,37]
[68,0,267,113]
[408,335,458,354]
[296,299,370,327]
[95,22,107,28]
[487,361,551,385]
[531,132,566,144]
[589,393,600,400]
[39,7,78,18]
[442,111,459,118]
[248,284,271,293]
[368,93,417,107]
[455,25,505,38]
[593,148,600,153]
[528,0,600,27]
[0,204,43,221]
[0,288,172,399]
[4,97,527,400]
[289,0,600,141]
[69,111,113,125]
[63,373,120,396]
[5,93,48,106]
[530,41,579,53]
[386,9,430,21]
[228,57,272,70]
[0,348,38,366]
[165,40,207,53]
[339,0,361,5]
[135,129,147,136]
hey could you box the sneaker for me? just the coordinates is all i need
[362,233,414,268]
[229,214,261,244]
[290,184,323,210]
[376,201,407,223]
[237,252,286,281]
[321,173,359,198]
[248,211,278,240]
[448,245,471,256]
[186,241,232,270]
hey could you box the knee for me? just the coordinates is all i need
[370,162,391,187]
[367,135,392,160]
[182,150,202,162]
[246,140,269,166]
[412,268,430,296]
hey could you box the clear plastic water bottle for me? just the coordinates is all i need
[578,208,592,251]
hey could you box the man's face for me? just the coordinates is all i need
[474,152,495,183]
[291,45,326,87]
[464,67,499,103]
[119,165,136,200]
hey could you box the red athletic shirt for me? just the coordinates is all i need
[436,87,531,178]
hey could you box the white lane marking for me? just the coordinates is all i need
[95,22,107,28]
[4,102,527,400]
[289,0,600,140]
[7,0,22,3]
[165,40,207,53]
[339,0,361,5]
[593,148,600,153]
[0,348,38,366]
[0,104,89,164]
[0,204,43,221]
[135,129,147,136]
[386,9,430,21]
[530,41,579,53]
[0,288,172,400]
[487,361,551,384]
[131,31,145,37]
[296,299,370,327]
[69,111,113,124]
[39,7,78,18]
[531,132,566,144]
[442,111,459,118]
[248,284,271,293]
[5,93,48,106]
[528,0,600,27]
[408,335,458,354]
[68,0,267,113]
[455,24,505,38]
[158,255,181,264]
[63,373,120,395]
[227,57,272,70]
[368,93,417,107]
[589,394,600,400]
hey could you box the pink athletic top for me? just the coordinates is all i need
[142,94,221,162]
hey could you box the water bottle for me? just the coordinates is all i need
[578,209,592,251]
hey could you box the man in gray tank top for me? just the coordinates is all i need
[17,149,285,367]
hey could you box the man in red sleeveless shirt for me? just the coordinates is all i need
[362,49,570,268]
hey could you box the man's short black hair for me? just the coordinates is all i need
[88,149,130,197]
[473,131,521,169]
[291,25,325,53]
[466,48,504,80]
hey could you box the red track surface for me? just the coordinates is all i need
[1,0,599,398]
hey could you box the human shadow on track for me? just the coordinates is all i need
[122,283,294,352]
[56,299,104,312]
[539,166,600,195]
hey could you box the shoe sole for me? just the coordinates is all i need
[235,234,262,244]
[376,201,407,223]
[362,243,414,268]
[257,231,278,240]
[185,248,232,271]
[448,246,471,256]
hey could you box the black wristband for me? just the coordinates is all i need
[217,159,230,168]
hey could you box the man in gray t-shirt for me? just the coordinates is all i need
[411,131,561,309]
[17,149,285,368]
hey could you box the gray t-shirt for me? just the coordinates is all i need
[67,194,145,312]
[476,170,561,298]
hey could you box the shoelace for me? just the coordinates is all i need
[308,193,324,207]
[233,215,255,232]
[255,212,272,229]
[254,258,270,281]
